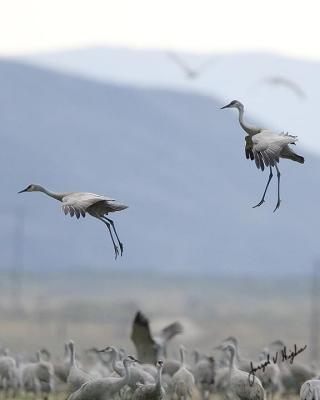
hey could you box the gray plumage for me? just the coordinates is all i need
[172,346,195,400]
[221,100,304,212]
[18,184,128,259]
[67,341,93,393]
[67,357,135,400]
[131,311,183,364]
[300,379,320,400]
[132,360,165,400]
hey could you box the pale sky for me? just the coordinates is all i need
[0,0,319,59]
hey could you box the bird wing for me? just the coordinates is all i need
[252,131,297,171]
[166,51,194,75]
[158,322,183,344]
[244,136,254,160]
[130,311,158,364]
[61,193,115,219]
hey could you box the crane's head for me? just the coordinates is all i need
[220,100,243,110]
[156,360,164,368]
[18,184,43,193]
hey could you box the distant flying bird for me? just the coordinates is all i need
[261,76,306,99]
[18,184,127,259]
[221,100,304,211]
[166,51,215,80]
[131,311,183,364]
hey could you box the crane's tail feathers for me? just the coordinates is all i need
[106,202,128,212]
[293,154,304,163]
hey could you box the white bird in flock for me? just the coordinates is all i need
[18,184,128,259]
[219,343,265,400]
[132,360,166,400]
[300,379,320,400]
[67,341,93,393]
[67,357,136,400]
[172,346,195,400]
[221,100,304,212]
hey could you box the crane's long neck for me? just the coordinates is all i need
[155,365,163,392]
[69,343,76,367]
[179,347,185,367]
[38,186,65,202]
[237,105,261,136]
[227,347,236,384]
[111,349,124,376]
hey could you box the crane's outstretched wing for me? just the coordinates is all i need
[158,321,183,344]
[61,193,116,219]
[166,51,194,75]
[131,311,158,364]
[262,76,306,99]
[252,131,297,171]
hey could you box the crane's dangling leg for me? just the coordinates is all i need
[97,217,119,259]
[253,166,273,208]
[273,165,281,212]
[104,217,124,256]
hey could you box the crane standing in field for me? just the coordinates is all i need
[221,100,304,212]
[18,184,127,259]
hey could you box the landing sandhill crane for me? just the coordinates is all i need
[219,343,265,400]
[262,76,306,99]
[166,52,215,80]
[300,379,320,400]
[67,341,93,393]
[18,184,127,259]
[172,346,195,400]
[131,311,183,364]
[132,360,166,400]
[221,100,304,211]
[67,357,136,400]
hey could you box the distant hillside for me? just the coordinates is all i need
[0,59,317,273]
[24,47,320,153]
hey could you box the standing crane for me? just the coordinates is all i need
[18,184,128,259]
[221,100,304,211]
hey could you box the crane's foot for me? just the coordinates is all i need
[252,199,265,208]
[273,200,281,213]
[113,245,120,260]
[119,242,124,256]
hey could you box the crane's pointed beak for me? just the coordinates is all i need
[220,103,231,109]
[18,187,28,194]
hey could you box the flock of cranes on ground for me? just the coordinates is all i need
[0,311,318,400]
[18,99,304,257]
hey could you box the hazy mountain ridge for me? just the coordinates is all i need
[23,47,320,153]
[1,59,318,274]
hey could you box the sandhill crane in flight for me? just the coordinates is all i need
[261,76,306,99]
[166,51,215,80]
[18,184,127,259]
[131,311,183,364]
[221,100,304,212]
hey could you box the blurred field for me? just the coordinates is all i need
[0,267,314,362]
